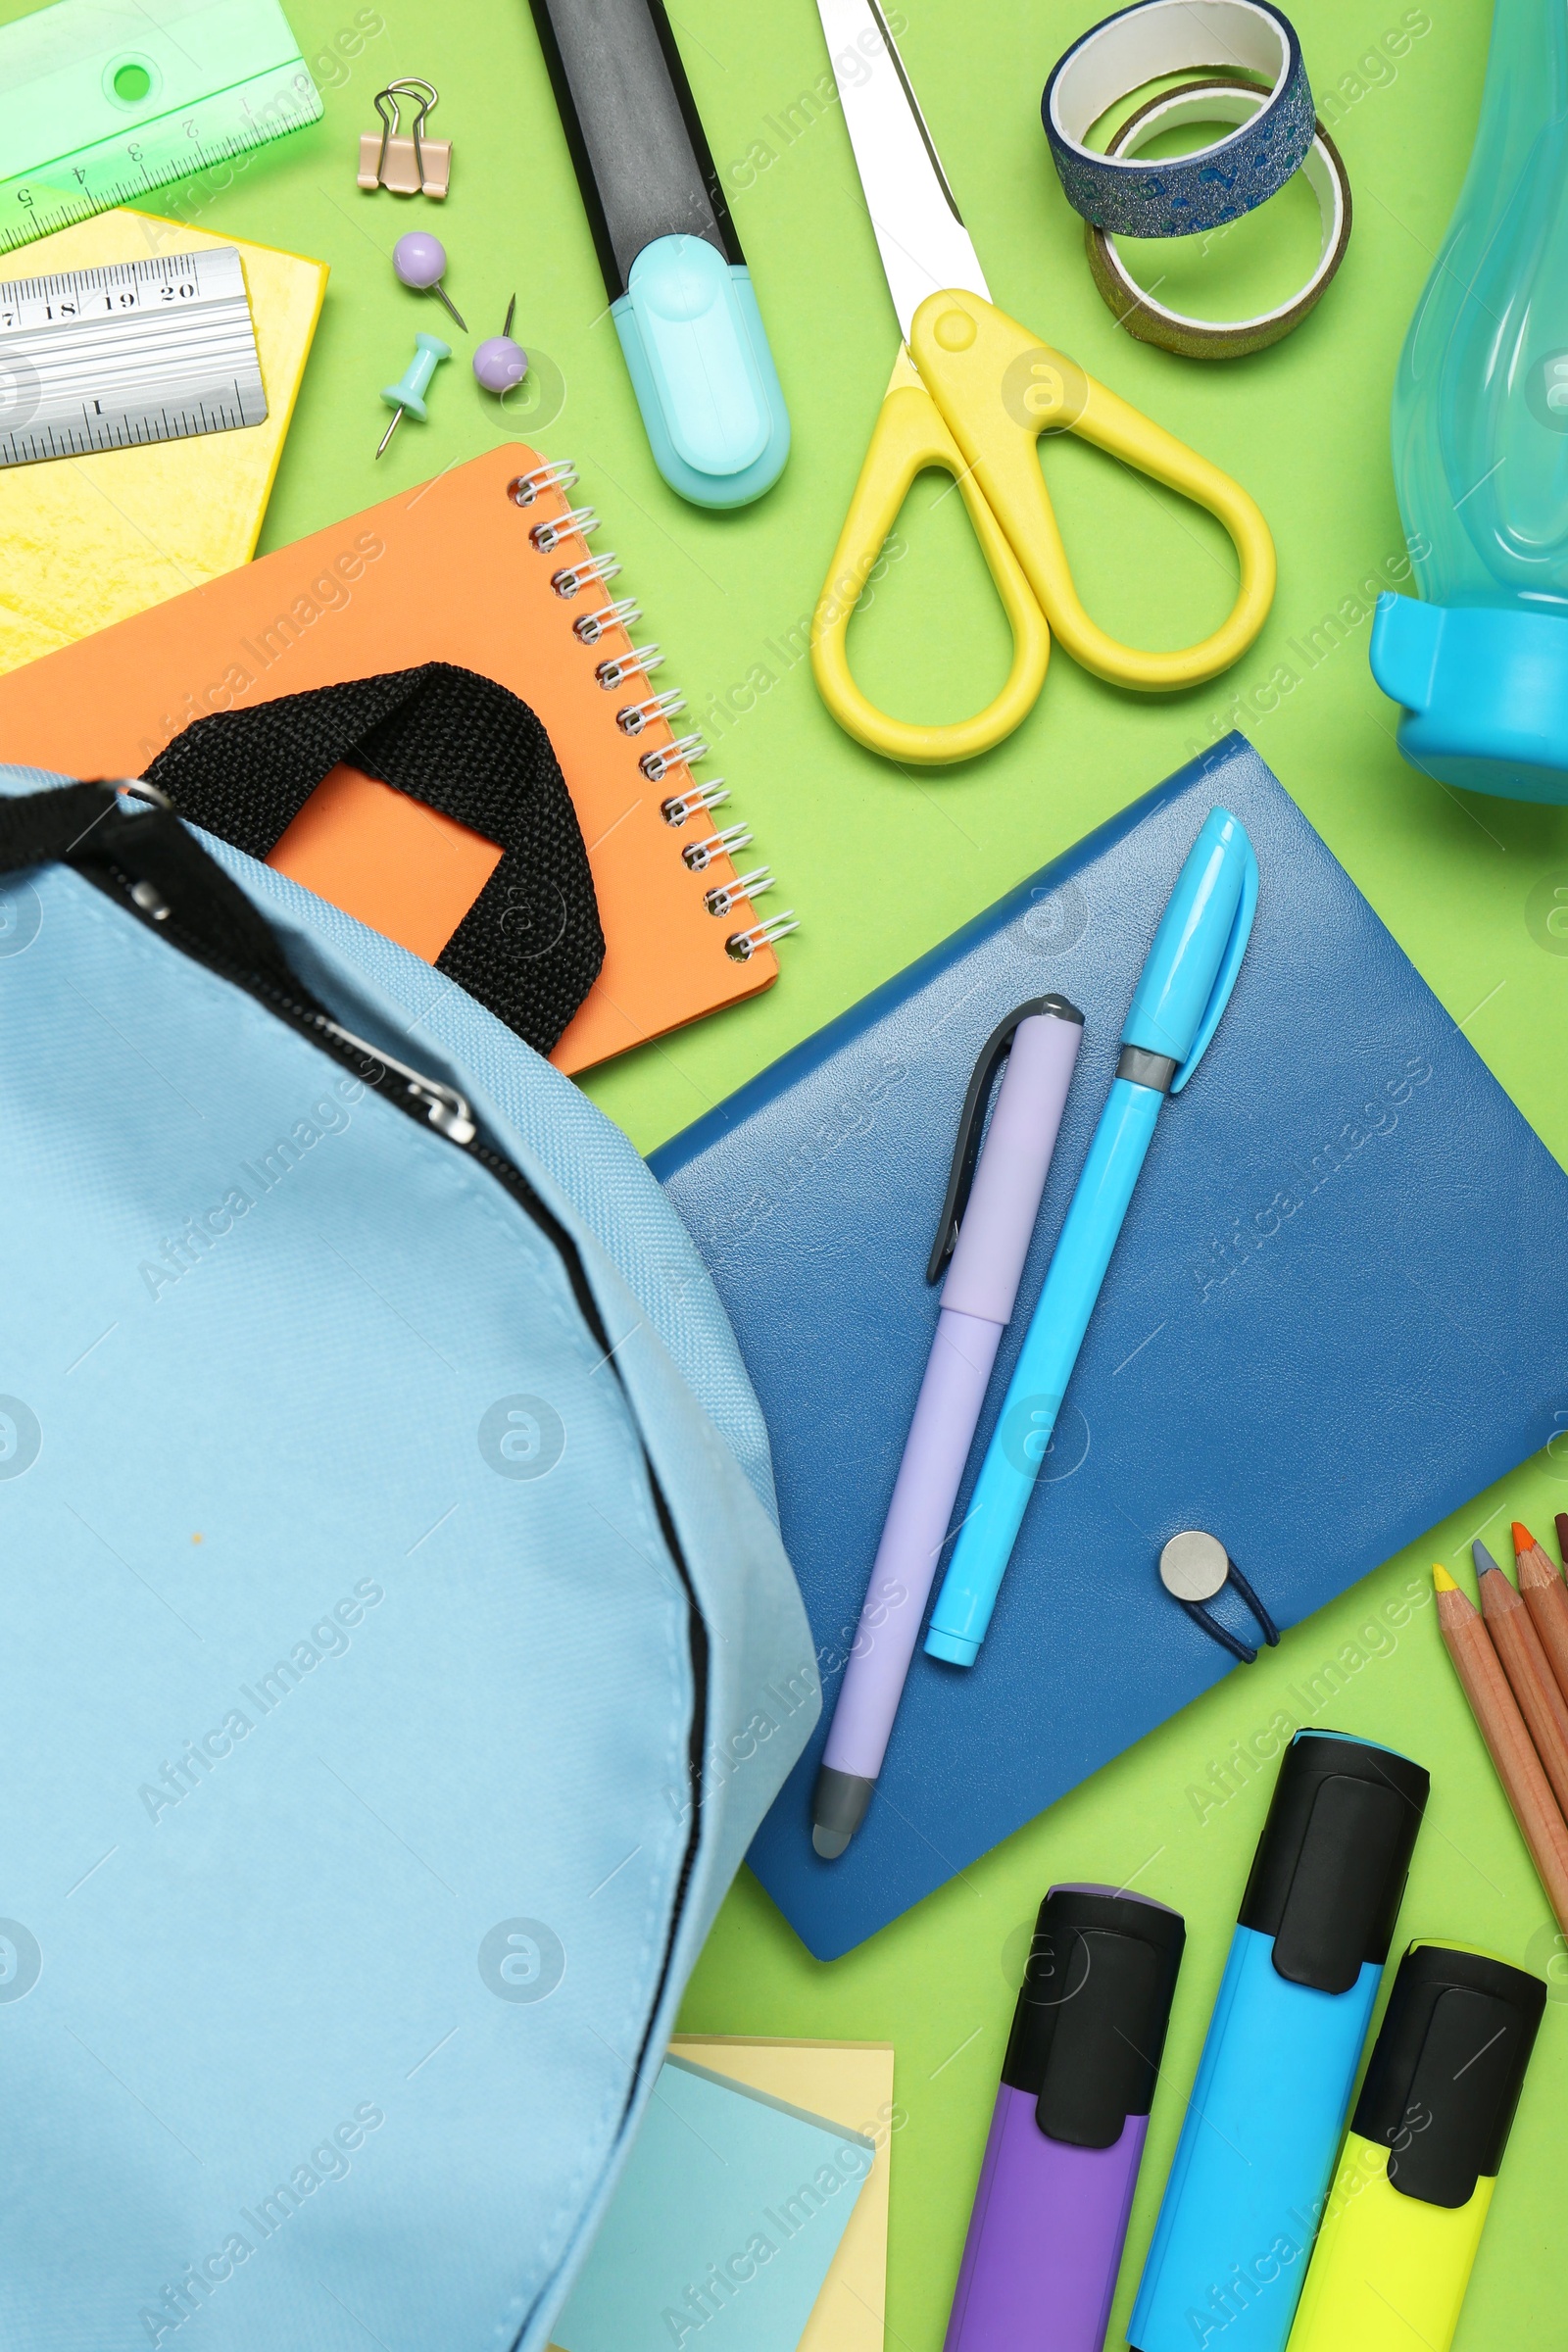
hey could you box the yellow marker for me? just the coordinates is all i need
[1286,1940,1544,2352]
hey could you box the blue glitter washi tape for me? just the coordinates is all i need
[1043,0,1315,237]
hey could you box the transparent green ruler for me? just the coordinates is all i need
[0,0,322,259]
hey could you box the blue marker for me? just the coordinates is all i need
[1129,1732,1430,2352]
[924,805,1259,1668]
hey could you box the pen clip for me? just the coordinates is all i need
[1169,832,1259,1094]
[927,996,1075,1284]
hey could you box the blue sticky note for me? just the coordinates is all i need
[553,2056,874,2352]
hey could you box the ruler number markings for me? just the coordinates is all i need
[0,247,266,466]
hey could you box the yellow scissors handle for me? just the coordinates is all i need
[910,289,1275,692]
[810,349,1051,766]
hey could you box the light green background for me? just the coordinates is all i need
[6,0,1566,2339]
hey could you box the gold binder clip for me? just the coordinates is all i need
[358,79,452,199]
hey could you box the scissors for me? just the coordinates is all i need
[810,0,1277,765]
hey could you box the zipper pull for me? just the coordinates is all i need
[318,1017,477,1146]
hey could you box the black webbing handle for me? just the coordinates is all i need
[144,662,606,1057]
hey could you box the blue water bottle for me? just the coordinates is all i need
[1371,0,1568,798]
[1129,1732,1429,2352]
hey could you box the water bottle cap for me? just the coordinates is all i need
[1372,593,1568,803]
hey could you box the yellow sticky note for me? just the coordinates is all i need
[667,2038,895,2352]
[0,208,325,675]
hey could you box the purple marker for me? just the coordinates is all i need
[811,996,1083,1859]
[946,1886,1186,2352]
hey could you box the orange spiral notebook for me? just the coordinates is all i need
[0,443,788,1073]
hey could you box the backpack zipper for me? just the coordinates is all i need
[316,1017,479,1144]
[107,861,617,1405]
[92,841,711,2114]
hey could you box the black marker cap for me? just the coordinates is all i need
[1350,1941,1546,2208]
[1239,1732,1430,1994]
[1001,1886,1186,2150]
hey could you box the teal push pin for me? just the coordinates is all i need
[376,330,451,459]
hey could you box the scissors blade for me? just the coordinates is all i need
[814,0,991,343]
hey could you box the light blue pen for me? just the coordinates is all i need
[924,806,1259,1668]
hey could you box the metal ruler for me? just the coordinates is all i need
[0,245,266,467]
[0,0,321,261]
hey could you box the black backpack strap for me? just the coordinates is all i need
[0,780,314,1000]
[0,780,123,873]
[144,663,606,1056]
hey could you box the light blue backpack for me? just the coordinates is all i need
[0,770,817,2352]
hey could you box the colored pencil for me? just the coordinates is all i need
[1556,1511,1568,1568]
[1433,1564,1568,1934]
[1513,1520,1568,1719]
[1474,1538,1568,1816]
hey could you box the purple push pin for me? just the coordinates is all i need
[393,230,466,330]
[473,295,529,395]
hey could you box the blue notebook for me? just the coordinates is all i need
[551,2056,872,2352]
[651,738,1568,1960]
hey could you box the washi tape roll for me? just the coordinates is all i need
[1085,77,1351,356]
[1043,0,1315,236]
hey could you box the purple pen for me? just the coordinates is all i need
[811,996,1083,1858]
[945,1886,1186,2352]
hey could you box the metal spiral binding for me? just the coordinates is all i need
[510,459,578,507]
[552,552,622,600]
[616,688,686,737]
[572,597,641,646]
[726,909,800,961]
[530,505,599,556]
[639,730,707,784]
[595,644,662,689]
[661,779,730,826]
[704,865,774,919]
[520,464,797,961]
[681,822,753,873]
